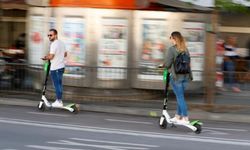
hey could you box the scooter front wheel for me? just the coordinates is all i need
[37,101,45,112]
[159,116,167,129]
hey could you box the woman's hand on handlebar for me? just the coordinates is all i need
[158,64,164,68]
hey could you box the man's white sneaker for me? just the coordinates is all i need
[52,100,63,108]
[170,117,179,123]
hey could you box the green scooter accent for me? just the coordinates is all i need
[190,120,203,126]
[44,61,49,73]
[163,69,168,82]
[64,103,76,108]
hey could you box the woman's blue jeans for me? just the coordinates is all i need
[170,75,189,117]
[50,68,64,100]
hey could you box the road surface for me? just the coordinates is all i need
[0,105,250,150]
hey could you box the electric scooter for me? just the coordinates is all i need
[37,61,79,114]
[158,69,202,134]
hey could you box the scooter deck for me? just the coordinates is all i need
[38,99,79,114]
[51,103,75,108]
[62,103,77,109]
[48,103,79,112]
[170,120,201,131]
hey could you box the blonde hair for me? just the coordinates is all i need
[171,31,187,52]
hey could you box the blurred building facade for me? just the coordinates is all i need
[0,0,27,49]
[24,0,214,91]
[0,0,249,106]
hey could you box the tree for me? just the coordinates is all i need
[215,0,250,13]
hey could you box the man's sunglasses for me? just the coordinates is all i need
[48,34,53,37]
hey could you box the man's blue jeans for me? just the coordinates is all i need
[170,75,189,117]
[50,68,64,100]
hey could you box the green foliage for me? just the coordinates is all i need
[215,0,250,13]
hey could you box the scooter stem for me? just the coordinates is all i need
[42,60,51,95]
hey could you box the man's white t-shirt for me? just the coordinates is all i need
[49,40,66,70]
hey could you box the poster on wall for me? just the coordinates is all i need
[49,17,56,29]
[185,42,204,56]
[183,22,205,81]
[29,16,45,65]
[182,22,205,56]
[97,18,128,80]
[63,17,86,77]
[191,57,204,71]
[192,71,203,81]
[138,20,167,80]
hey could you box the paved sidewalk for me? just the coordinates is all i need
[1,96,250,124]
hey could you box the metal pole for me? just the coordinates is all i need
[204,10,218,105]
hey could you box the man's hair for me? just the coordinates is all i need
[49,29,58,35]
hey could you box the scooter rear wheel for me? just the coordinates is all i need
[71,104,79,114]
[194,124,202,134]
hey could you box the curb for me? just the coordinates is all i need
[1,98,250,124]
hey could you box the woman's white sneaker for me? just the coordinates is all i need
[178,119,190,125]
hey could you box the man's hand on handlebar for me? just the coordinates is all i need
[41,56,47,60]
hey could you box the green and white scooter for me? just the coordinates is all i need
[159,69,202,134]
[37,61,79,114]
